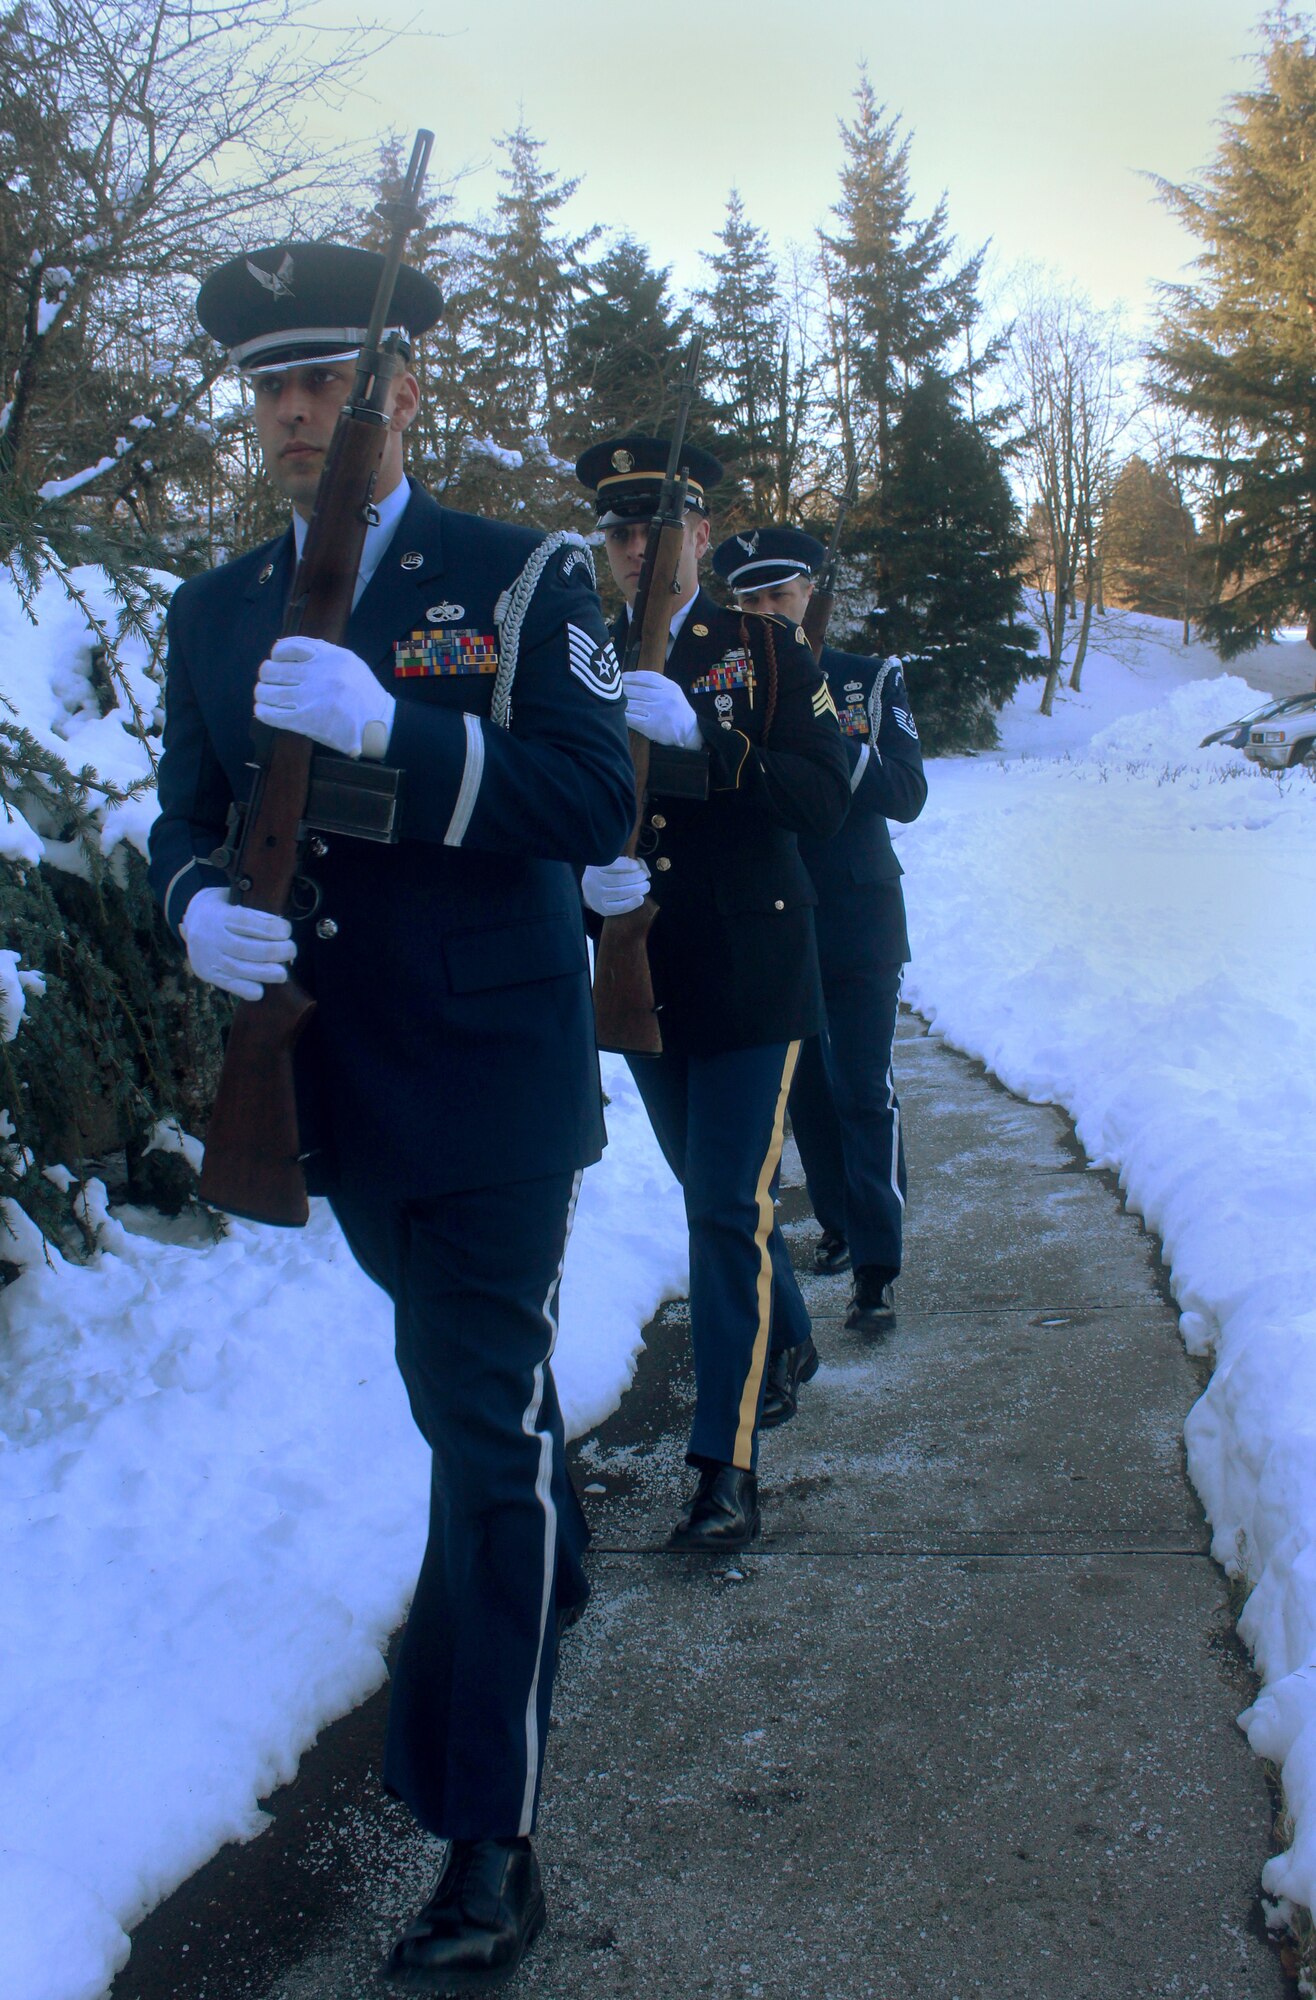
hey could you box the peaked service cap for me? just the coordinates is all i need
[196,242,442,374]
[712,525,826,591]
[575,433,723,526]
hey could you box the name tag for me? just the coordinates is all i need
[394,629,499,678]
[691,649,755,697]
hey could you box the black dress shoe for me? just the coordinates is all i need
[814,1229,852,1275]
[759,1336,820,1429]
[384,1837,546,1991]
[668,1464,761,1551]
[845,1264,897,1337]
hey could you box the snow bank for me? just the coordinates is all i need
[900,618,1316,1915]
[0,1060,684,2000]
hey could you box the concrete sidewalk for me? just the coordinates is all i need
[112,1017,1292,2000]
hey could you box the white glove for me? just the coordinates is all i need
[255,636,395,759]
[622,670,703,750]
[582,856,650,917]
[180,886,296,1004]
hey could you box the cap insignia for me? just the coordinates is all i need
[246,251,295,299]
[611,448,635,473]
[736,532,759,556]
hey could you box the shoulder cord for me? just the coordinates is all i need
[743,615,780,741]
[868,656,898,741]
[491,531,597,730]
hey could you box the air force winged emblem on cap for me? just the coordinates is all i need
[567,626,622,700]
[245,251,295,299]
[736,531,760,556]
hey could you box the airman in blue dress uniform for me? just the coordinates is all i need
[576,440,851,1549]
[149,241,636,1992]
[714,526,927,1360]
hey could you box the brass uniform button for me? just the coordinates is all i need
[692,622,709,637]
[316,917,339,939]
[651,813,667,829]
[773,899,785,910]
[655,856,672,872]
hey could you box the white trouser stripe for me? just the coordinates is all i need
[517,1167,583,1835]
[443,713,485,847]
[887,968,906,1210]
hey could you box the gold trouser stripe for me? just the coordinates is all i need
[732,1040,802,1468]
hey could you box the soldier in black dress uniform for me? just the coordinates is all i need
[575,439,851,1549]
[714,526,927,1359]
[149,243,636,1992]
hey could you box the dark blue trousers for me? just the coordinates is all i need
[627,1041,810,1472]
[788,961,907,1276]
[330,1172,588,1842]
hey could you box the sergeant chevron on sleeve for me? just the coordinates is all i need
[148,238,637,1991]
[576,436,851,1555]
[714,523,927,1351]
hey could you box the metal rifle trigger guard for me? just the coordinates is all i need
[288,874,322,921]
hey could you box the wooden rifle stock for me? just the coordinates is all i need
[197,130,434,1225]
[592,337,704,1055]
[591,519,684,1056]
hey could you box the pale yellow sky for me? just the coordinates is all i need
[303,0,1266,324]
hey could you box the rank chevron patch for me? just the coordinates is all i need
[567,624,622,700]
[812,682,838,720]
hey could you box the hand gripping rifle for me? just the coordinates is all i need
[591,332,704,1057]
[197,130,434,1227]
[801,469,858,663]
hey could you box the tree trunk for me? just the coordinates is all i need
[1306,609,1316,650]
[1070,588,1096,689]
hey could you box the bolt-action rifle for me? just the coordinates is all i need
[591,333,704,1056]
[801,470,858,663]
[197,130,434,1228]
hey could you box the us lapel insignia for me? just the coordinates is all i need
[427,602,465,624]
[692,622,709,638]
[258,563,274,584]
[400,552,424,571]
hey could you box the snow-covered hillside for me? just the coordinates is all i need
[2,585,1314,1999]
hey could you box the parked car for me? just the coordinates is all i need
[1200,699,1276,750]
[1242,691,1316,769]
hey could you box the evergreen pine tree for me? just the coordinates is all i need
[866,372,1037,752]
[559,237,694,450]
[1150,14,1316,650]
[819,72,989,492]
[1101,455,1199,619]
[697,192,783,516]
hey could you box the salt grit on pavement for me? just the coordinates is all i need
[2,582,1314,1997]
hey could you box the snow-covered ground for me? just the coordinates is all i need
[896,606,1316,1938]
[3,582,1315,1999]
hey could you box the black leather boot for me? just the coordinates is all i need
[668,1463,761,1551]
[814,1229,851,1275]
[759,1336,820,1429]
[845,1264,897,1336]
[384,1837,546,1991]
